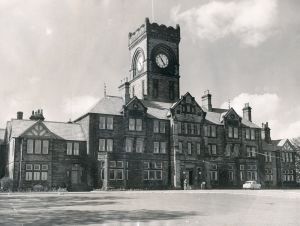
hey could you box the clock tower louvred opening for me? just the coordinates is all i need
[119,18,181,103]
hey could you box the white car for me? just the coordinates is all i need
[242,181,262,190]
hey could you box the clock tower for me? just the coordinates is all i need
[119,18,181,103]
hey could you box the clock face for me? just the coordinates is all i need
[136,54,144,73]
[155,53,169,68]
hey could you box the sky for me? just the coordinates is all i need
[0,0,300,139]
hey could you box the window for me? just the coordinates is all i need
[25,172,32,181]
[99,139,106,152]
[177,122,182,134]
[196,124,201,135]
[234,128,239,138]
[265,152,272,162]
[211,126,216,137]
[42,140,49,154]
[109,161,124,180]
[240,165,245,170]
[240,171,245,181]
[25,164,33,181]
[107,139,113,152]
[107,117,114,130]
[178,142,183,153]
[154,142,167,154]
[229,171,234,181]
[187,143,192,155]
[154,142,159,153]
[99,117,106,129]
[208,144,217,155]
[136,138,144,153]
[205,125,217,137]
[228,126,233,138]
[153,120,166,133]
[129,119,135,131]
[126,138,133,152]
[184,123,188,134]
[160,122,166,133]
[160,142,166,154]
[67,142,73,155]
[233,144,239,157]
[144,162,150,169]
[33,164,41,181]
[197,143,201,155]
[247,146,256,158]
[129,119,142,131]
[41,172,48,181]
[210,171,218,181]
[27,139,34,154]
[34,140,41,154]
[190,124,194,135]
[74,143,79,155]
[250,129,255,140]
[153,120,159,133]
[228,127,238,138]
[136,119,142,131]
[99,139,113,152]
[143,161,163,180]
[245,128,250,139]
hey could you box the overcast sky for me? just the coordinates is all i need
[0,0,299,139]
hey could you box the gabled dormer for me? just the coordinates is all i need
[281,139,295,152]
[221,108,242,127]
[19,121,61,140]
[170,92,206,120]
[123,96,147,118]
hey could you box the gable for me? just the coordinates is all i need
[171,92,205,118]
[20,121,59,139]
[282,141,294,151]
[124,97,147,117]
[222,108,241,126]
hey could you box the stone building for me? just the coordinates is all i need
[2,110,89,191]
[0,18,297,190]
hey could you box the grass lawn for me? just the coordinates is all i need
[0,190,299,225]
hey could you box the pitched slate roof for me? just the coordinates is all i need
[203,108,260,128]
[142,100,173,119]
[8,119,86,141]
[88,96,124,116]
[77,95,260,128]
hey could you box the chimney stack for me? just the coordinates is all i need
[30,109,45,121]
[17,111,23,120]
[261,122,271,143]
[202,90,212,111]
[124,82,130,104]
[243,103,252,122]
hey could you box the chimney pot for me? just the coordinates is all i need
[17,111,23,120]
[124,82,130,104]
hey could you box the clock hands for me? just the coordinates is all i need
[158,54,166,66]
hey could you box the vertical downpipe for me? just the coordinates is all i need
[18,138,23,190]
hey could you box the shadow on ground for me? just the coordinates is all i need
[1,208,197,225]
[0,194,198,225]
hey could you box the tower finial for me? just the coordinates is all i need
[104,82,107,97]
[228,99,231,109]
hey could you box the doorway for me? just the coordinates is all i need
[188,170,194,186]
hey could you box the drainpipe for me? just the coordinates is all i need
[18,138,23,190]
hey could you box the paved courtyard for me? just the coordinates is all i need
[0,190,299,226]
